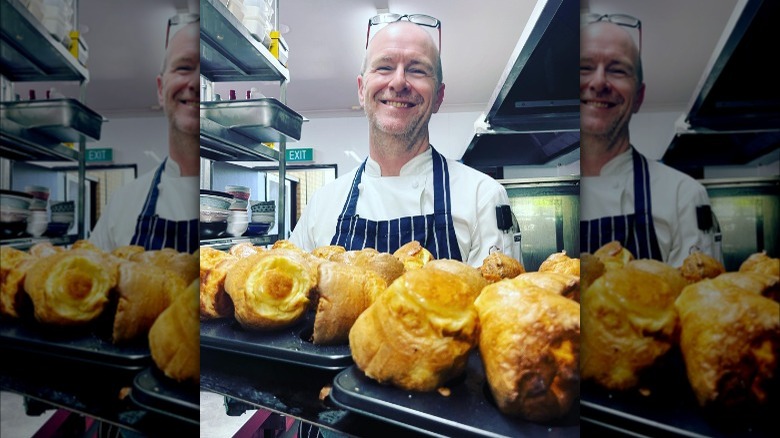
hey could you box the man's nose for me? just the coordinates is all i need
[388,66,409,91]
[588,66,610,92]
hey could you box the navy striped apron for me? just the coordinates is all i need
[580,148,663,260]
[330,147,463,261]
[130,158,199,253]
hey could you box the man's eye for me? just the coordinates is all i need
[408,69,428,76]
[375,66,392,71]
[607,68,628,77]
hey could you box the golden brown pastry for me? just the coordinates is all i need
[593,240,635,271]
[70,239,104,253]
[148,279,200,383]
[714,271,780,302]
[675,278,779,408]
[349,269,479,392]
[224,249,316,330]
[330,249,404,286]
[311,244,346,260]
[311,262,386,345]
[228,242,264,259]
[23,249,118,326]
[271,239,299,251]
[680,250,726,283]
[581,266,681,390]
[479,251,524,283]
[580,252,605,293]
[0,246,36,318]
[740,251,780,278]
[112,261,186,343]
[393,241,434,271]
[199,247,238,319]
[626,259,688,296]
[510,271,580,302]
[28,241,63,258]
[423,259,487,301]
[538,251,580,276]
[111,245,146,260]
[475,279,580,422]
[131,249,198,285]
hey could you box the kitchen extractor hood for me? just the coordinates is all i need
[663,0,780,174]
[462,0,579,171]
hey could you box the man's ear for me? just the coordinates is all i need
[357,74,365,108]
[433,82,445,113]
[157,75,164,108]
[632,82,645,114]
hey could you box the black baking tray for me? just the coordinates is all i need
[199,311,353,370]
[130,367,199,426]
[0,317,151,377]
[329,350,579,438]
[580,347,779,437]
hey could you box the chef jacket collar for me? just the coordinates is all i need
[163,156,183,177]
[599,147,633,176]
[364,146,433,177]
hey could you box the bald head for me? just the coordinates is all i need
[582,21,643,85]
[362,21,443,86]
[161,22,199,74]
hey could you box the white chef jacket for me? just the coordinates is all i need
[580,148,717,267]
[89,158,199,252]
[289,148,513,267]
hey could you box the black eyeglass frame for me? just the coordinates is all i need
[166,13,200,48]
[582,13,642,53]
[365,13,442,52]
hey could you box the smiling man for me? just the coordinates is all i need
[89,18,199,253]
[579,17,720,267]
[289,18,512,267]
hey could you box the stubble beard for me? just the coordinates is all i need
[365,104,430,154]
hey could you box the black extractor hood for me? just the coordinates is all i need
[663,0,780,174]
[462,0,579,171]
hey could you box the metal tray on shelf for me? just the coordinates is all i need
[130,367,199,426]
[200,311,353,370]
[200,98,303,142]
[580,348,778,438]
[329,350,579,438]
[0,317,151,378]
[0,98,103,142]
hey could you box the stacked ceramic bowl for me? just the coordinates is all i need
[246,200,275,236]
[0,189,33,239]
[25,185,50,237]
[225,185,251,212]
[200,189,234,239]
[48,200,75,237]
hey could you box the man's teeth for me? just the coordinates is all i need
[587,101,610,108]
[385,101,412,108]
[180,100,198,108]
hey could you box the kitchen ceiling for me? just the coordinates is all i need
[12,0,742,121]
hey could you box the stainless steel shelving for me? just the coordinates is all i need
[0,0,95,242]
[199,0,296,247]
[200,0,288,82]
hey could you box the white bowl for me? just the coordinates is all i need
[226,220,249,237]
[27,219,49,237]
[0,207,29,223]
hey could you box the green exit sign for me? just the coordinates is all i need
[86,148,113,163]
[286,148,313,162]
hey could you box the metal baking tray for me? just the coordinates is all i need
[580,348,778,437]
[0,98,104,141]
[329,350,580,438]
[0,318,151,375]
[130,367,199,426]
[200,98,303,142]
[200,311,353,370]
